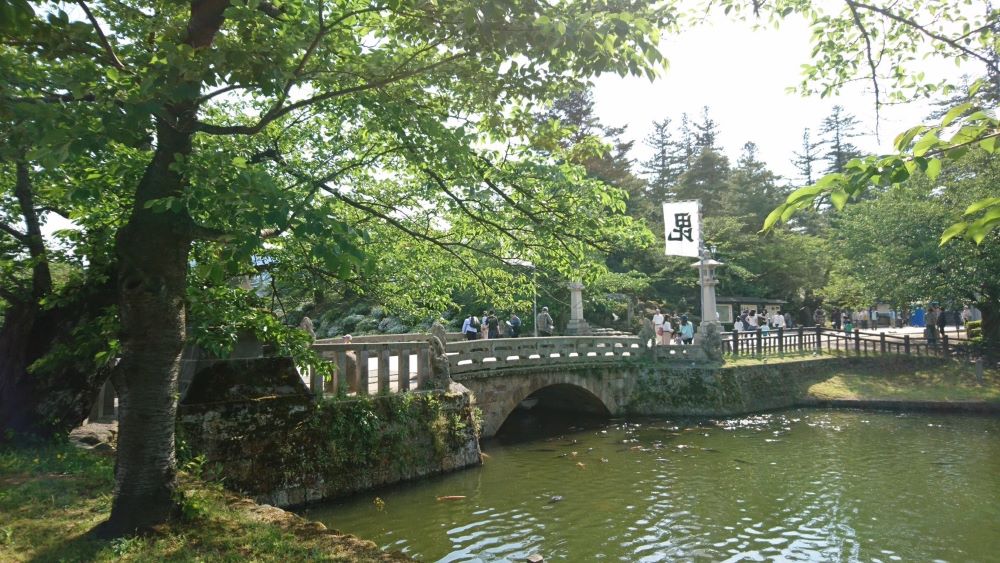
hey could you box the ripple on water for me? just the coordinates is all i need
[301,410,1000,562]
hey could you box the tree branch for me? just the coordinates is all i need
[846,0,999,75]
[0,222,27,242]
[846,1,881,137]
[193,52,465,135]
[76,0,127,71]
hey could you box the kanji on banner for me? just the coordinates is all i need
[662,200,700,257]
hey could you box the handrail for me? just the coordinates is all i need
[314,331,464,345]
[446,335,649,377]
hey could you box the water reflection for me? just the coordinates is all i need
[302,409,1000,562]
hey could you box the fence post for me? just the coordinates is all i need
[378,346,391,394]
[854,329,861,355]
[904,334,911,355]
[941,333,949,357]
[756,328,763,355]
[778,327,784,355]
[398,349,411,391]
[815,326,822,353]
[333,351,347,392]
[798,326,804,352]
[310,365,324,400]
[416,347,430,388]
[732,330,740,356]
[880,333,886,354]
[357,350,370,395]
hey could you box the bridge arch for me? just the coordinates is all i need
[470,372,621,438]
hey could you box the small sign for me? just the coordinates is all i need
[663,200,700,257]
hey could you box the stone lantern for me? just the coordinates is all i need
[690,247,723,343]
[565,280,591,335]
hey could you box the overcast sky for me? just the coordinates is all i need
[592,15,959,184]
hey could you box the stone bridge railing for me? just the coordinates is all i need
[309,334,707,398]
[313,341,432,395]
[448,336,704,377]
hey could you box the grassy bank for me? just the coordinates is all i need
[0,442,409,562]
[806,360,1000,403]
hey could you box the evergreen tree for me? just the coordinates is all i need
[792,128,822,185]
[677,113,697,169]
[819,105,864,173]
[723,142,787,230]
[641,118,684,202]
[675,148,731,215]
[693,106,720,150]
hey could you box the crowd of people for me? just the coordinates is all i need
[651,308,695,345]
[732,309,792,334]
[460,307,555,340]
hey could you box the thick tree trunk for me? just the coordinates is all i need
[99,0,228,535]
[101,119,194,535]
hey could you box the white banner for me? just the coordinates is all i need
[663,200,700,257]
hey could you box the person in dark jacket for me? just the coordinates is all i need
[487,310,500,339]
[936,306,948,339]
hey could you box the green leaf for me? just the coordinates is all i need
[785,184,825,205]
[939,221,967,245]
[963,197,1000,216]
[925,158,942,180]
[232,156,247,169]
[761,205,786,232]
[894,126,924,152]
[940,102,972,127]
[830,187,848,210]
[913,131,940,157]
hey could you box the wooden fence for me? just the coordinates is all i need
[723,326,966,358]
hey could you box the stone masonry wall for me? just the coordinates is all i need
[177,358,481,508]
[624,355,949,416]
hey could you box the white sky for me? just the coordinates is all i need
[593,16,961,183]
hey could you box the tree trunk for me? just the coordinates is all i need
[1,158,110,439]
[978,299,1000,358]
[101,119,194,535]
[0,292,115,439]
[0,301,43,438]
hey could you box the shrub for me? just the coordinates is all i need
[340,314,365,333]
[355,317,379,334]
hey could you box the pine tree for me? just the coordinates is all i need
[677,113,697,168]
[675,148,731,215]
[693,106,720,150]
[819,105,863,173]
[792,128,822,185]
[723,142,787,230]
[641,118,685,202]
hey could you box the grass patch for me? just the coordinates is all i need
[807,361,1000,402]
[724,350,850,367]
[0,442,409,562]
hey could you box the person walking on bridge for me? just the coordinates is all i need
[461,314,479,341]
[537,306,555,337]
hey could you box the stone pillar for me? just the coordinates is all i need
[565,281,591,335]
[690,250,723,346]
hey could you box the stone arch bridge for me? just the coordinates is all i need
[314,334,722,438]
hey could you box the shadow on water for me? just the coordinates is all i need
[492,406,609,445]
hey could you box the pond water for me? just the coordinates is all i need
[302,408,1000,562]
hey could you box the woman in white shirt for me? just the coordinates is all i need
[652,308,665,345]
